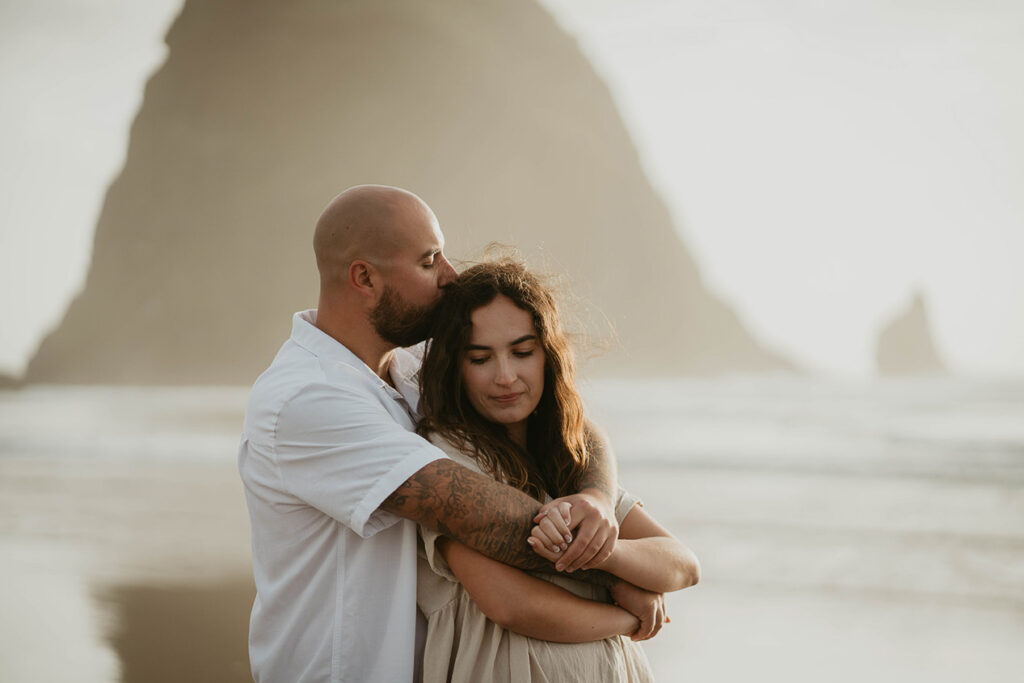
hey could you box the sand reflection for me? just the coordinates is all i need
[100,578,253,683]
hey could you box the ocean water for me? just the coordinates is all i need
[0,385,250,462]
[4,377,1022,476]
[582,376,1024,482]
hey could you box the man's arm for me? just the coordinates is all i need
[381,458,551,570]
[381,420,619,570]
[383,458,636,594]
[272,386,616,575]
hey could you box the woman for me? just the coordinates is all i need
[416,258,700,682]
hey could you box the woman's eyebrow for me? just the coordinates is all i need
[509,334,537,346]
[466,334,537,351]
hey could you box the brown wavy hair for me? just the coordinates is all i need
[418,258,589,500]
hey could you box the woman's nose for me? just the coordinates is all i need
[495,358,516,385]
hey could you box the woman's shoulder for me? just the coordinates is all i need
[425,431,488,475]
[424,430,463,456]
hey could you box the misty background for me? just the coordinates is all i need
[1,1,1023,682]
[2,0,1022,379]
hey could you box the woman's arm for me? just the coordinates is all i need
[439,537,640,643]
[533,502,701,593]
[600,504,701,593]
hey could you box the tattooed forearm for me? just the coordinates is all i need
[580,419,617,500]
[382,459,549,570]
[384,459,624,589]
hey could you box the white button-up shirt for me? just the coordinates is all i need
[239,310,447,682]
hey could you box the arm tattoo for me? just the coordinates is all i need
[382,459,549,570]
[580,419,617,500]
[384,459,623,590]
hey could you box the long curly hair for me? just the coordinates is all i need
[418,258,589,500]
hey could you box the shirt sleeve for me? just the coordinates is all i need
[615,486,642,524]
[418,433,488,582]
[273,381,448,538]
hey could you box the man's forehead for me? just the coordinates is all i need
[416,246,441,261]
[405,221,445,255]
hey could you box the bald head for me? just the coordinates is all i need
[311,185,457,360]
[313,184,437,286]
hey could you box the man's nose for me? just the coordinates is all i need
[438,256,457,288]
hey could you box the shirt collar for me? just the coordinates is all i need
[389,342,425,416]
[291,309,424,411]
[291,309,362,362]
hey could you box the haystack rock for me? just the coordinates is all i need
[876,292,947,376]
[25,0,792,384]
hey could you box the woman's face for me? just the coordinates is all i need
[461,294,546,444]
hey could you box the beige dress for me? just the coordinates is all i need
[417,434,655,683]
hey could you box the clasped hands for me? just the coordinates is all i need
[527,494,667,641]
[528,494,614,572]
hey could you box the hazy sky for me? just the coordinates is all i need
[0,0,183,376]
[2,0,1022,378]
[542,0,1024,377]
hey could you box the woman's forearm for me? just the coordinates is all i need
[578,503,700,593]
[601,537,701,593]
[442,538,639,643]
[488,576,640,643]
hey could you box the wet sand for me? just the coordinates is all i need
[628,463,1024,681]
[0,456,254,682]
[104,579,253,683]
[3,455,1024,682]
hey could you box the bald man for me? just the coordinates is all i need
[238,186,626,683]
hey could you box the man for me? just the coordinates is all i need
[238,185,660,682]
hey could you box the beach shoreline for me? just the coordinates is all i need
[2,383,1023,681]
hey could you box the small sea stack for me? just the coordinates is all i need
[875,291,947,376]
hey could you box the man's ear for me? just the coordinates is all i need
[348,260,378,298]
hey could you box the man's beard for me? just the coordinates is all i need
[370,285,437,347]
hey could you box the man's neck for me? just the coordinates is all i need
[314,307,396,382]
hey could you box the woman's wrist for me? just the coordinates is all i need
[594,538,626,574]
[617,606,641,636]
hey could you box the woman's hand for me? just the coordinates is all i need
[532,493,618,572]
[609,580,667,641]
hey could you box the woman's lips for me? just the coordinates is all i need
[492,393,522,404]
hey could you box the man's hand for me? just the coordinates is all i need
[533,491,618,572]
[609,580,666,641]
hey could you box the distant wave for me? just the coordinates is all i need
[581,377,1024,483]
